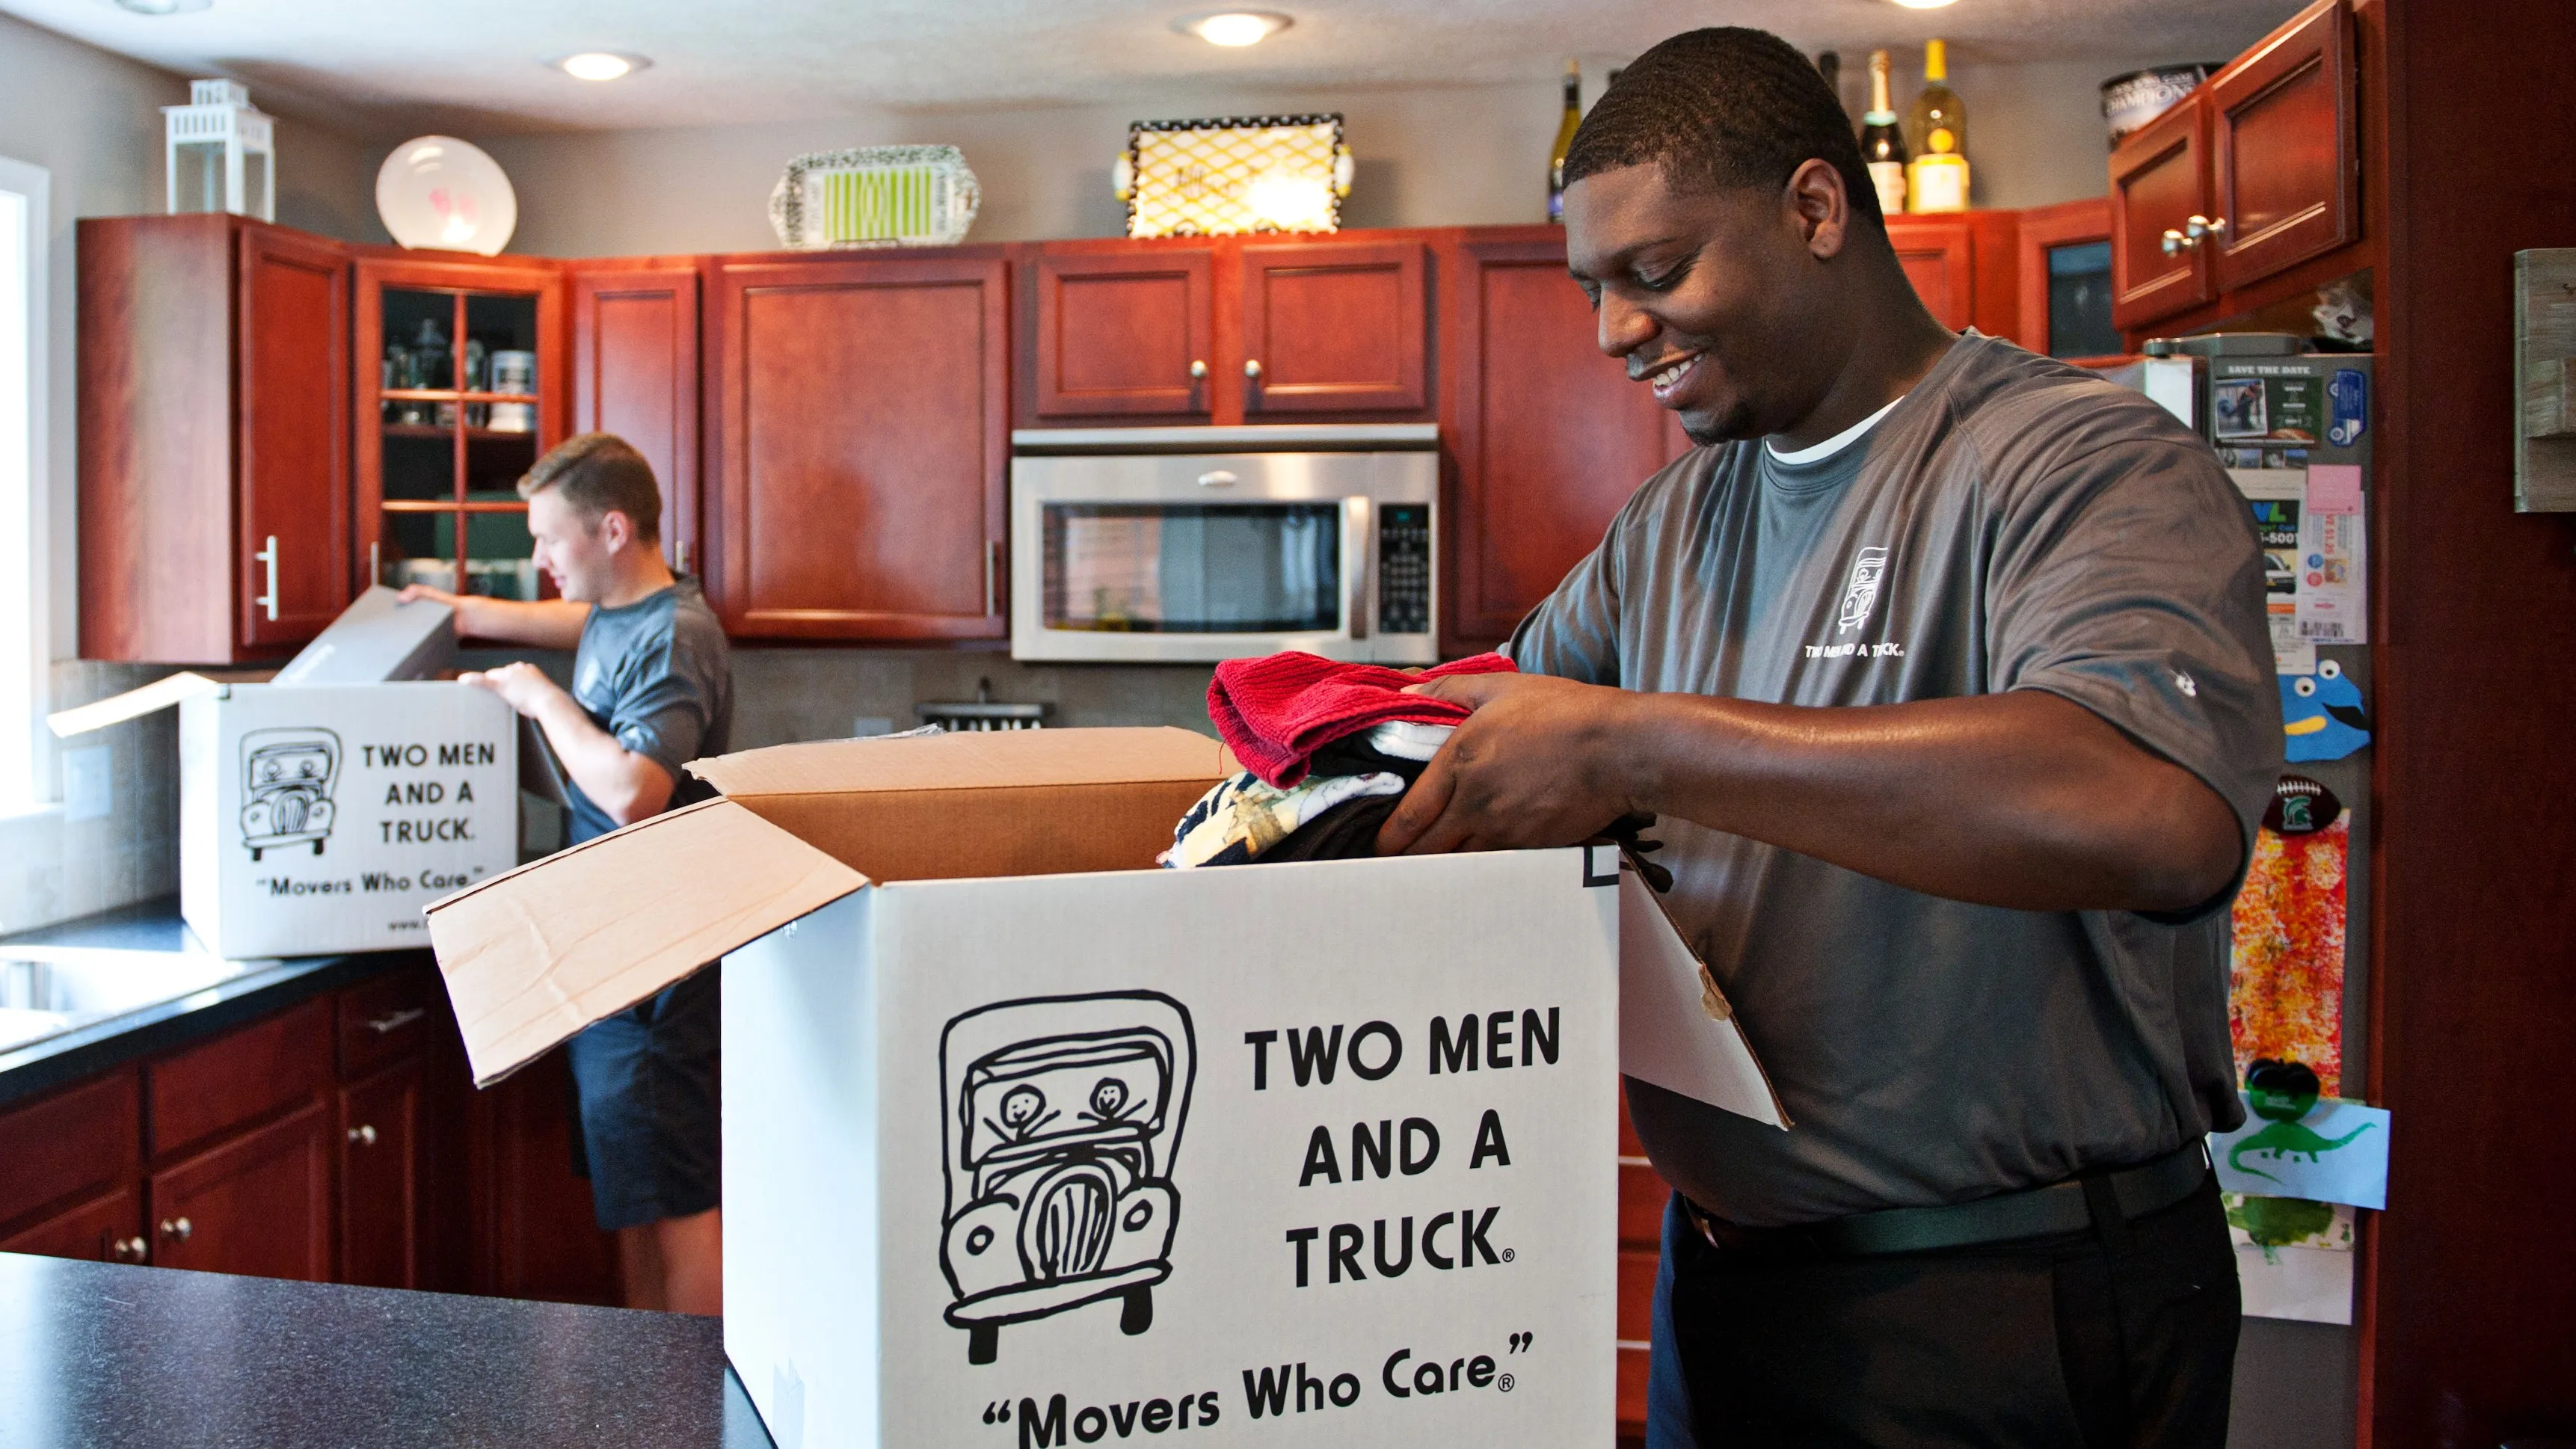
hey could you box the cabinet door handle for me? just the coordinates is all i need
[1243,358,1263,379]
[365,1006,427,1035]
[2186,214,2227,242]
[111,1236,149,1263]
[369,541,381,588]
[984,540,1003,618]
[159,1216,192,1242]
[253,535,280,621]
[1188,359,1208,379]
[674,540,690,576]
[2161,228,2195,256]
[1342,496,1373,642]
[347,1124,378,1146]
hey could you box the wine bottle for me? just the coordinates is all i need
[1816,51,1841,101]
[1905,40,1970,212]
[1860,51,1908,218]
[1548,59,1582,224]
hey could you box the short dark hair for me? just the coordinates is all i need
[1563,28,1884,229]
[518,432,661,542]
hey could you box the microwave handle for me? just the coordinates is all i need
[1342,496,1372,641]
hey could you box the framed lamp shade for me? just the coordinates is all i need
[1115,115,1355,238]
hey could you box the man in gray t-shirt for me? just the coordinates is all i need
[404,432,732,1317]
[1376,29,2279,1449]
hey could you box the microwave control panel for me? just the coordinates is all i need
[1378,504,1433,635]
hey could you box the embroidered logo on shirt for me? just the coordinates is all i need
[1835,547,1891,634]
[2174,670,2198,698]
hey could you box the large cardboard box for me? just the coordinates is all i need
[428,727,1780,1449]
[52,590,517,959]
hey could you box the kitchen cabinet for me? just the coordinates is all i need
[1238,240,1430,414]
[1440,231,1682,652]
[2110,0,2358,332]
[573,261,703,574]
[78,214,353,662]
[705,251,1010,640]
[338,1059,424,1289]
[0,1184,147,1264]
[2014,197,2122,360]
[147,1098,333,1281]
[464,1047,622,1305]
[1614,1091,1667,1442]
[1886,215,1976,330]
[354,250,568,603]
[1031,245,1215,419]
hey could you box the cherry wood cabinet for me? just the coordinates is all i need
[0,1184,147,1264]
[463,1046,621,1305]
[2110,0,2358,334]
[573,260,703,575]
[147,1098,333,1281]
[77,214,353,662]
[1031,245,1215,419]
[337,1059,425,1289]
[1440,231,1684,652]
[705,251,1010,640]
[1614,1090,1668,1443]
[1238,240,1430,414]
[1887,216,1977,331]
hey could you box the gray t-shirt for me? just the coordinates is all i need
[1510,335,2283,1226]
[565,576,734,845]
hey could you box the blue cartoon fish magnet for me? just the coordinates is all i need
[2280,659,2370,761]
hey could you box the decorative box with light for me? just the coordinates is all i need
[163,79,274,222]
[1112,114,1356,238]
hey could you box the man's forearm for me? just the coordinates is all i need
[1613,689,2240,912]
[451,596,591,650]
[528,691,674,826]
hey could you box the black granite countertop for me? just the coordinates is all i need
[0,897,416,1109]
[0,1252,776,1448]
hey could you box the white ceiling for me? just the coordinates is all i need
[2,0,2298,138]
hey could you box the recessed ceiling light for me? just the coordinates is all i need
[112,0,212,13]
[556,52,651,81]
[1888,0,1959,7]
[1174,11,1293,46]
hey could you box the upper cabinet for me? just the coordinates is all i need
[704,251,1010,640]
[1441,232,1685,653]
[1031,245,1215,419]
[79,215,352,662]
[1238,241,1429,414]
[2112,0,2358,332]
[352,250,568,602]
[1025,235,1434,426]
[571,261,703,576]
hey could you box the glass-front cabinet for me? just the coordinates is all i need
[354,255,567,600]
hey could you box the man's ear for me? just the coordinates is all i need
[597,508,634,555]
[1785,159,1851,261]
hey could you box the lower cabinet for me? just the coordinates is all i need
[339,1058,425,1289]
[0,1184,147,1264]
[147,1098,333,1282]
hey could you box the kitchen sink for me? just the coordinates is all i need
[0,952,262,1053]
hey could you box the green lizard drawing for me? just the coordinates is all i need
[2231,1057,2376,1185]
[2227,1118,2377,1184]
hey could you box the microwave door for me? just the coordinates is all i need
[1015,493,1359,662]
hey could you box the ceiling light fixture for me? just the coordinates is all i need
[1175,11,1293,46]
[113,0,213,13]
[1887,0,1960,8]
[556,52,651,81]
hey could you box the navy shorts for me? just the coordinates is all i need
[565,966,721,1232]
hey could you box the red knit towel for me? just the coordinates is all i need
[1208,650,1518,787]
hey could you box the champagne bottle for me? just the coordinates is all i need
[1860,51,1908,218]
[1905,40,1970,212]
[1548,59,1582,224]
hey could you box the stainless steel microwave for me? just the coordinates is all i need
[1009,425,1439,664]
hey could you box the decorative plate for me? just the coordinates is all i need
[768,146,980,250]
[1115,115,1354,238]
[376,135,518,256]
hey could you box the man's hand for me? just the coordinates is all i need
[458,661,569,719]
[1375,674,1644,855]
[396,582,465,610]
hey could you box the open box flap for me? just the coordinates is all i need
[1619,864,1790,1129]
[47,671,225,737]
[427,797,870,1086]
[690,724,1226,798]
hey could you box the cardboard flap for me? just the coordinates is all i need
[47,672,224,737]
[1618,866,1789,1129]
[427,798,869,1086]
[271,585,455,685]
[690,725,1226,797]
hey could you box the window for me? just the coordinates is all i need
[0,156,48,814]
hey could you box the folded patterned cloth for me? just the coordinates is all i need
[1207,650,1515,787]
[1160,769,1407,869]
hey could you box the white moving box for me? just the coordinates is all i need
[427,727,1780,1449]
[51,589,517,959]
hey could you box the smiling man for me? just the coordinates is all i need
[1375,28,2282,1448]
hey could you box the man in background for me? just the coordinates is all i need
[403,431,732,1315]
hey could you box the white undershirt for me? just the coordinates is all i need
[1764,393,1908,466]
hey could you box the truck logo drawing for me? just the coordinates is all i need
[1836,546,1891,634]
[241,727,340,861]
[938,991,1194,1366]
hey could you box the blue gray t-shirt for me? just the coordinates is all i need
[1509,335,2283,1226]
[565,576,733,844]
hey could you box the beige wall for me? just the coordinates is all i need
[0,12,380,934]
[469,51,2165,259]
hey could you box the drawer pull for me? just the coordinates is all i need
[365,1007,428,1035]
[347,1124,378,1146]
[159,1216,191,1242]
[111,1236,149,1264]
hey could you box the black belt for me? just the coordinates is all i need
[1685,1139,2212,1259]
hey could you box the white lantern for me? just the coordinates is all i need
[163,80,274,222]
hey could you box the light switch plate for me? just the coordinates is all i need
[2514,247,2576,511]
[62,744,111,822]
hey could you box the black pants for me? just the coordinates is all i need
[1647,1175,2240,1448]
